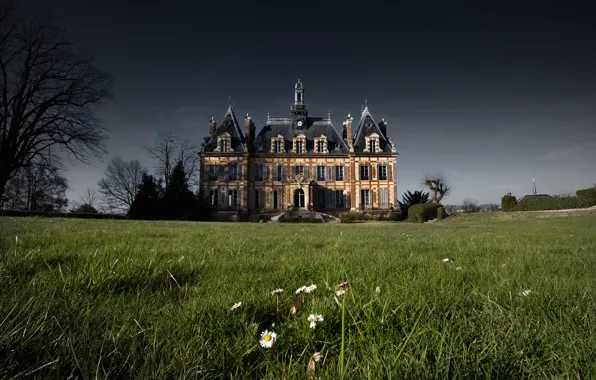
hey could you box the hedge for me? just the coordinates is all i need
[511,196,591,212]
[437,207,446,220]
[407,203,443,223]
[0,210,126,219]
[501,194,517,212]
[576,187,596,206]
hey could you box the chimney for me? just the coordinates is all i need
[342,122,347,139]
[245,113,255,144]
[379,118,387,137]
[345,114,353,147]
[209,117,217,136]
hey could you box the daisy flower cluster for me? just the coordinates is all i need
[229,281,351,351]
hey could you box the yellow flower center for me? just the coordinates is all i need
[264,335,271,342]
[313,317,319,322]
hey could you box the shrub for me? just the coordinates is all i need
[511,196,589,211]
[407,203,442,223]
[249,214,270,223]
[338,211,362,223]
[501,194,517,212]
[437,207,446,220]
[398,190,430,220]
[576,187,596,207]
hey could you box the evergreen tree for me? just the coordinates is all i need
[163,160,197,220]
[128,173,162,219]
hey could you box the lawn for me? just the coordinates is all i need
[1,212,596,379]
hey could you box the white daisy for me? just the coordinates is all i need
[296,286,307,294]
[443,258,451,263]
[259,330,277,348]
[455,266,462,271]
[308,313,324,329]
[230,302,242,311]
[305,284,317,293]
[335,289,345,296]
[271,288,284,295]
[375,286,381,295]
[521,289,532,297]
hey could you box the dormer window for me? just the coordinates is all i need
[293,134,306,153]
[364,133,380,153]
[313,135,328,153]
[271,135,285,153]
[216,133,232,153]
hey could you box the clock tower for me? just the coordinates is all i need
[291,79,308,129]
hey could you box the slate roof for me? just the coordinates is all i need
[252,116,350,154]
[203,105,246,153]
[352,105,394,153]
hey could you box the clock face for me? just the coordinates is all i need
[297,121,303,127]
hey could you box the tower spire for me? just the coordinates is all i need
[532,177,537,195]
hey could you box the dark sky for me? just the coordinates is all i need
[16,0,596,204]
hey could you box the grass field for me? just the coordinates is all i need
[1,211,596,379]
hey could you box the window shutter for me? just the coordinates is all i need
[282,166,286,181]
[219,165,225,180]
[261,190,265,209]
[264,166,269,181]
[388,165,393,181]
[270,191,274,209]
[345,165,349,181]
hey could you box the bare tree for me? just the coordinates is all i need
[422,173,451,203]
[0,5,111,203]
[462,198,479,213]
[147,131,200,189]
[80,187,98,208]
[1,148,68,211]
[97,157,146,211]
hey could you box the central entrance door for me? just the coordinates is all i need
[294,189,305,209]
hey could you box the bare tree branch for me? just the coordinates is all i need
[422,172,451,203]
[80,186,98,207]
[97,156,146,211]
[147,131,200,190]
[0,147,68,211]
[0,6,111,201]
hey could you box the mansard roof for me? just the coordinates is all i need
[203,104,246,153]
[353,106,394,153]
[252,116,350,154]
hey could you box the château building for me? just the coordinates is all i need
[198,80,398,215]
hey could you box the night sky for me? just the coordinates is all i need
[16,0,596,205]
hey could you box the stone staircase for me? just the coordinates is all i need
[270,210,340,223]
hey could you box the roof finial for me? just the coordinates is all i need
[228,96,232,106]
[328,110,331,120]
[533,177,537,195]
[267,110,270,119]
[365,98,368,108]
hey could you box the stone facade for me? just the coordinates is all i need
[198,80,398,214]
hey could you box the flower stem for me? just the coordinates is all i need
[339,292,346,379]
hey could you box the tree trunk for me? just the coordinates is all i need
[0,174,8,210]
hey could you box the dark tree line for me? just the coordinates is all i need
[128,160,210,221]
